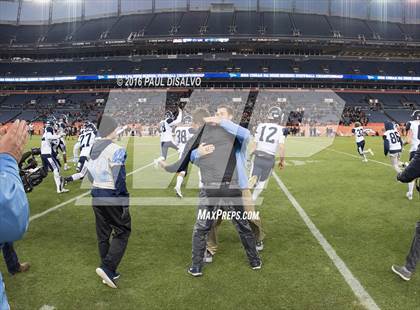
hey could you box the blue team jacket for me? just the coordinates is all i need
[0,153,30,310]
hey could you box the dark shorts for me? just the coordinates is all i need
[410,151,416,161]
[41,154,61,172]
[252,154,276,182]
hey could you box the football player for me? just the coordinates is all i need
[173,118,195,198]
[249,116,288,202]
[55,115,69,170]
[73,125,83,164]
[404,110,420,200]
[77,121,97,173]
[351,122,374,162]
[383,121,403,173]
[158,107,183,161]
[157,108,209,192]
[40,119,68,193]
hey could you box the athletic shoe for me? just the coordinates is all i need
[203,250,213,263]
[174,187,183,198]
[57,189,70,194]
[256,241,264,252]
[250,261,262,270]
[96,267,117,288]
[368,149,374,156]
[391,265,412,281]
[154,156,165,169]
[187,266,203,277]
[362,158,368,163]
[11,262,31,275]
[248,175,258,189]
[102,272,120,285]
[64,164,69,171]
[406,192,413,201]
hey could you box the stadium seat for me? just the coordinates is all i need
[107,14,154,39]
[177,11,208,36]
[146,12,183,36]
[206,12,234,35]
[292,13,332,37]
[234,11,261,36]
[262,12,293,36]
[328,16,372,39]
[72,17,119,41]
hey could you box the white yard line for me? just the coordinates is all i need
[272,172,380,310]
[327,148,392,167]
[29,154,176,222]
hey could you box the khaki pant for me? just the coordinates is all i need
[207,189,265,255]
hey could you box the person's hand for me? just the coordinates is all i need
[197,143,215,157]
[0,120,28,162]
[278,158,285,170]
[203,116,222,125]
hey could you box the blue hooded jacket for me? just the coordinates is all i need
[0,153,29,309]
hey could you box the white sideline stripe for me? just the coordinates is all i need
[327,148,392,167]
[29,154,176,222]
[272,172,380,310]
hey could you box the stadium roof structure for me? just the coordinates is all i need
[0,0,419,25]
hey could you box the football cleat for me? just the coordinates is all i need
[174,187,183,198]
[154,156,165,169]
[406,192,413,201]
[368,149,374,156]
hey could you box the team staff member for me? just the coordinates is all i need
[194,106,265,261]
[65,116,130,289]
[392,145,420,280]
[0,120,30,310]
[162,106,261,276]
[188,106,261,276]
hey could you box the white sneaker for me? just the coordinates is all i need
[406,192,413,201]
[248,175,258,189]
[174,187,183,198]
[203,250,213,263]
[256,241,264,251]
[153,156,164,169]
[64,164,69,171]
[363,158,368,163]
[57,189,70,194]
[368,149,374,156]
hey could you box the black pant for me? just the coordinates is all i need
[1,243,20,274]
[405,221,420,272]
[92,205,131,273]
[191,186,260,268]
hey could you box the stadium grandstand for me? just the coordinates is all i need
[0,0,419,131]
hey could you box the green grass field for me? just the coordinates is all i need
[3,135,420,310]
